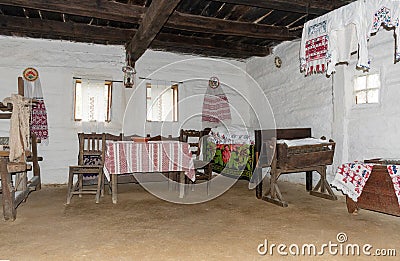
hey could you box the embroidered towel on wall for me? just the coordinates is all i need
[366,0,400,62]
[202,82,231,127]
[23,77,49,144]
[300,0,368,75]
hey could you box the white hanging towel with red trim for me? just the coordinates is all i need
[201,83,231,127]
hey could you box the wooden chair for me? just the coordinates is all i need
[179,129,213,194]
[66,133,106,204]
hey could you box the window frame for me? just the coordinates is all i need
[146,82,179,122]
[73,79,113,122]
[353,72,381,105]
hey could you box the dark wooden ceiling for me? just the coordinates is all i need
[0,0,356,61]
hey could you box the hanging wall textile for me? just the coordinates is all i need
[366,1,400,61]
[300,0,400,76]
[202,77,231,126]
[23,68,49,144]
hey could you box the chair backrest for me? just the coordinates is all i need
[105,133,123,142]
[78,133,106,166]
[179,129,205,157]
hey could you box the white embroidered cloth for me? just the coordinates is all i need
[331,162,374,202]
[202,83,231,127]
[208,125,255,145]
[300,0,400,75]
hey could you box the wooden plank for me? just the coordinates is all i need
[127,0,182,63]
[1,157,16,221]
[0,113,12,119]
[1,1,297,45]
[166,11,297,41]
[0,0,145,24]
[0,15,134,44]
[211,0,353,15]
[18,76,24,96]
[153,33,271,57]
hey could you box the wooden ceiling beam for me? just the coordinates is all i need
[153,33,270,57]
[0,15,266,58]
[211,0,353,15]
[0,15,134,43]
[0,0,297,41]
[126,0,182,64]
[166,12,297,40]
[0,0,145,23]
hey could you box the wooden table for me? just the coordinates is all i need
[104,141,195,204]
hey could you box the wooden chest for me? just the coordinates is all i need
[346,162,400,216]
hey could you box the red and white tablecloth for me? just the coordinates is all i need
[104,141,195,181]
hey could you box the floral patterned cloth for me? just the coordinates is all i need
[204,140,254,180]
[331,162,374,202]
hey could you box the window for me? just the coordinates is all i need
[146,82,178,122]
[354,73,380,104]
[74,79,112,122]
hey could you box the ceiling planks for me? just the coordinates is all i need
[0,0,357,60]
[212,0,354,15]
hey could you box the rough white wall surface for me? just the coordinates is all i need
[246,41,335,183]
[0,36,249,184]
[0,36,126,184]
[124,52,251,137]
[344,29,400,162]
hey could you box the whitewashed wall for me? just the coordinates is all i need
[124,52,251,137]
[246,41,335,183]
[0,36,250,184]
[343,29,400,162]
[246,27,400,185]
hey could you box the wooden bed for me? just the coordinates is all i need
[254,128,337,207]
[346,159,400,216]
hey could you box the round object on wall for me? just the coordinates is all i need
[274,56,282,68]
[23,67,39,81]
[209,76,220,89]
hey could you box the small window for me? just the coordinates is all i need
[146,82,178,122]
[74,79,112,122]
[354,73,380,104]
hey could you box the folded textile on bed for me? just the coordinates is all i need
[331,162,374,201]
[277,137,331,147]
[208,125,255,145]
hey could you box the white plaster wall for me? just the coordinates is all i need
[246,41,335,183]
[0,36,250,184]
[123,51,251,137]
[0,36,126,184]
[343,29,400,162]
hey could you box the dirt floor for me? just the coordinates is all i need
[1,180,400,261]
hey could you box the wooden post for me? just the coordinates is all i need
[1,156,16,221]
[31,132,41,190]
[18,76,24,96]
[306,171,312,191]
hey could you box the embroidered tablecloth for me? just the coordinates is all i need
[332,162,400,206]
[104,141,195,181]
[331,162,374,201]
